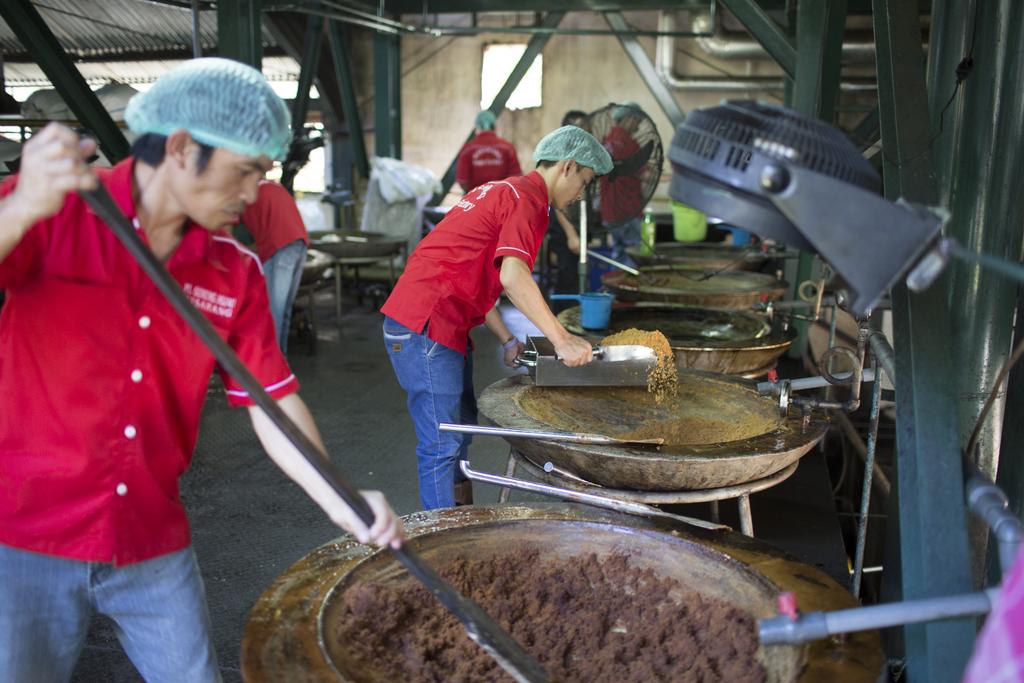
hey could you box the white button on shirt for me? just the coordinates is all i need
[130,369,143,383]
[124,425,137,439]
[116,483,127,496]
[138,315,151,329]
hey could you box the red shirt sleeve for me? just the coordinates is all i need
[218,260,299,407]
[493,195,546,271]
[0,175,48,290]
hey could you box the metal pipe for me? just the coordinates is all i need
[654,12,878,92]
[789,324,868,412]
[759,590,997,645]
[690,12,877,63]
[867,330,896,385]
[459,460,728,532]
[852,359,884,597]
[757,367,876,394]
[965,470,1024,574]
[190,0,202,58]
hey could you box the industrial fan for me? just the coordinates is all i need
[586,102,663,225]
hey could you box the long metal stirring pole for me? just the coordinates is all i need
[577,190,588,294]
[78,186,547,683]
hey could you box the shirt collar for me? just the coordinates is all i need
[105,157,213,267]
[524,170,549,204]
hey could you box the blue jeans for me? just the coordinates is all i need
[264,240,307,353]
[0,544,220,683]
[383,317,477,510]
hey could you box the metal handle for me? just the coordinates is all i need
[459,460,727,532]
[586,249,641,276]
[440,423,615,445]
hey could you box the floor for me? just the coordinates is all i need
[71,294,846,682]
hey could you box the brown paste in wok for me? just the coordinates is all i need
[332,549,766,682]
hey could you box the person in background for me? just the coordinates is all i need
[547,109,589,309]
[599,102,650,265]
[241,180,309,352]
[0,58,402,683]
[381,126,612,510]
[455,109,522,193]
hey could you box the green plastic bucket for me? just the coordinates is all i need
[671,201,707,242]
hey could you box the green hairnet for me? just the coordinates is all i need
[125,58,292,161]
[612,101,642,123]
[532,125,613,175]
[475,110,497,131]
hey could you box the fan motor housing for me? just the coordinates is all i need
[668,100,880,251]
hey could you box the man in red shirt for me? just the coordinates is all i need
[381,125,613,510]
[455,109,523,192]
[0,58,402,682]
[599,102,649,265]
[241,180,309,352]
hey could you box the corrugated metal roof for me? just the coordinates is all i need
[0,0,277,60]
[3,56,300,87]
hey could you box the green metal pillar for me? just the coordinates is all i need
[873,0,976,680]
[934,0,1024,584]
[716,0,797,79]
[0,0,129,163]
[374,30,401,160]
[434,11,565,201]
[785,0,847,359]
[217,0,263,68]
[941,0,1024,483]
[328,21,370,180]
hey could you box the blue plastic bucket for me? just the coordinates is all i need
[550,292,615,330]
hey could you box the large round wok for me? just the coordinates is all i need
[627,242,771,270]
[308,230,405,259]
[479,371,827,491]
[603,266,788,309]
[242,505,882,682]
[557,302,794,377]
[300,249,333,285]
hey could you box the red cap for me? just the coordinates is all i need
[768,369,779,382]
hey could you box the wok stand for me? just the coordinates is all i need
[469,447,801,537]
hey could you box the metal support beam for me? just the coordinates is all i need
[849,106,880,151]
[604,12,686,128]
[873,0,976,680]
[434,11,565,201]
[291,14,323,136]
[374,30,401,159]
[716,0,797,79]
[0,0,129,163]
[785,0,847,359]
[217,0,263,68]
[328,21,370,180]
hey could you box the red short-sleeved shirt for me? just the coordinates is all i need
[455,131,522,192]
[0,158,299,565]
[380,171,549,354]
[599,125,644,223]
[241,180,308,263]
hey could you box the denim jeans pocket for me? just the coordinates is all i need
[382,319,413,340]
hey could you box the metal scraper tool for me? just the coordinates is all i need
[515,336,656,387]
